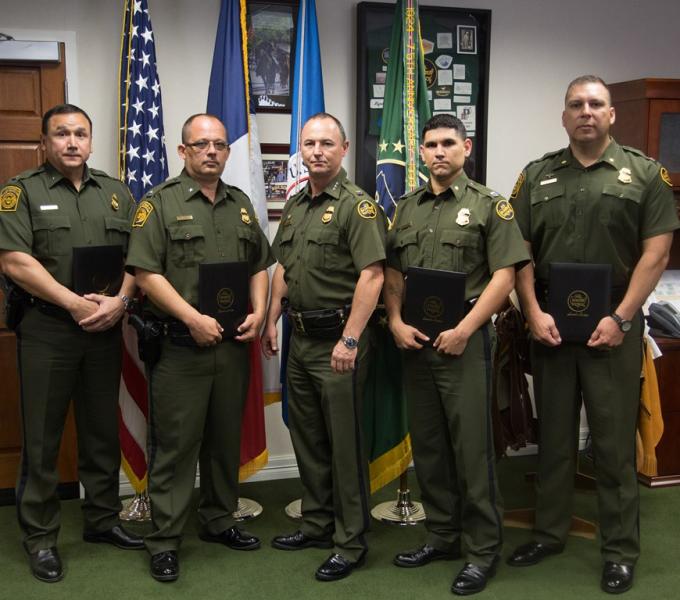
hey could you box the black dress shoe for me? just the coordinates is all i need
[451,557,499,596]
[83,525,144,550]
[393,543,460,568]
[271,530,333,551]
[150,551,179,582]
[199,525,260,550]
[29,547,63,583]
[506,541,563,566]
[601,562,634,594]
[315,552,365,582]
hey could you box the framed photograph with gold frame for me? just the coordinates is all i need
[261,143,289,220]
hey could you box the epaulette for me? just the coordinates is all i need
[398,185,426,202]
[620,145,654,161]
[89,168,117,180]
[342,179,369,199]
[11,166,44,182]
[468,179,503,200]
[144,176,180,197]
[224,183,248,196]
[524,148,564,169]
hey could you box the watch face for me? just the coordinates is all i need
[621,321,632,332]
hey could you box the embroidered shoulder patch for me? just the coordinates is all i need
[495,199,514,221]
[357,199,377,219]
[510,172,525,199]
[133,200,154,227]
[660,167,673,187]
[0,185,22,211]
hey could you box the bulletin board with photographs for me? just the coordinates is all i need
[356,2,491,195]
[261,143,289,219]
[247,1,298,113]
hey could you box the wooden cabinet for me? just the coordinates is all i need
[609,78,680,268]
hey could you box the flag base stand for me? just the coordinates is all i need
[232,497,263,521]
[120,490,151,522]
[371,487,426,525]
[284,498,302,520]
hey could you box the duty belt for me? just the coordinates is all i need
[286,304,351,339]
[34,299,73,323]
[165,319,227,347]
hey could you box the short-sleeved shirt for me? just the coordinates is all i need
[386,172,530,300]
[271,168,386,311]
[126,170,274,316]
[511,139,680,286]
[0,161,135,289]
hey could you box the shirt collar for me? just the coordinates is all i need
[178,169,229,203]
[295,167,347,205]
[418,170,470,204]
[45,161,99,189]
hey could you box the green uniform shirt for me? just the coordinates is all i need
[511,139,680,286]
[126,170,274,316]
[0,162,134,289]
[272,168,386,311]
[386,172,529,299]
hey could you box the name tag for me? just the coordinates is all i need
[540,178,557,186]
[176,215,193,221]
[40,204,59,210]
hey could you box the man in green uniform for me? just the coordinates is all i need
[384,113,529,596]
[508,75,679,594]
[0,104,143,583]
[262,113,385,582]
[126,113,272,582]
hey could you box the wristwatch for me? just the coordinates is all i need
[341,335,358,349]
[610,312,632,333]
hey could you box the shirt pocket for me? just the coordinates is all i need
[530,183,565,230]
[600,183,642,228]
[168,224,206,267]
[276,225,295,264]
[104,216,131,253]
[32,215,71,256]
[305,227,340,269]
[439,228,482,272]
[394,228,419,272]
[236,226,257,264]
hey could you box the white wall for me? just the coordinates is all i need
[3,0,680,469]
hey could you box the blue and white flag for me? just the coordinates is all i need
[285,0,325,199]
[119,0,169,201]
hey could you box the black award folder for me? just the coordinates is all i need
[404,266,467,342]
[547,262,612,342]
[72,245,124,296]
[198,261,249,337]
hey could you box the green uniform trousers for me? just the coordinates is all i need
[402,322,503,569]
[15,306,123,553]
[531,314,643,565]
[145,337,249,555]
[286,330,372,562]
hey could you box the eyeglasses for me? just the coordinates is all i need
[185,140,229,152]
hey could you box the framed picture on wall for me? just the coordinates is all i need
[261,143,289,219]
[247,1,298,113]
[355,2,491,196]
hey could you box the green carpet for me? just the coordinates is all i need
[0,456,678,600]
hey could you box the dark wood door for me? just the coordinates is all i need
[0,43,78,499]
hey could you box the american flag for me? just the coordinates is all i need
[117,0,169,494]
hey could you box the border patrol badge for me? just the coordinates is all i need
[133,200,154,227]
[0,185,21,212]
[617,167,632,184]
[322,205,335,224]
[357,199,377,219]
[660,167,673,187]
[240,207,252,224]
[456,208,471,226]
[510,172,525,199]
[111,193,119,211]
[495,199,514,221]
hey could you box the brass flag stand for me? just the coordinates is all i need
[120,490,151,521]
[371,471,425,525]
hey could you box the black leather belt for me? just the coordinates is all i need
[165,319,226,347]
[286,304,351,338]
[34,299,73,323]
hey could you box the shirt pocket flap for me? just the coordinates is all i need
[279,226,295,243]
[32,215,71,231]
[602,183,642,203]
[236,226,257,243]
[168,224,205,241]
[104,216,132,233]
[530,183,565,205]
[307,228,340,245]
[395,229,418,248]
[440,229,479,248]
